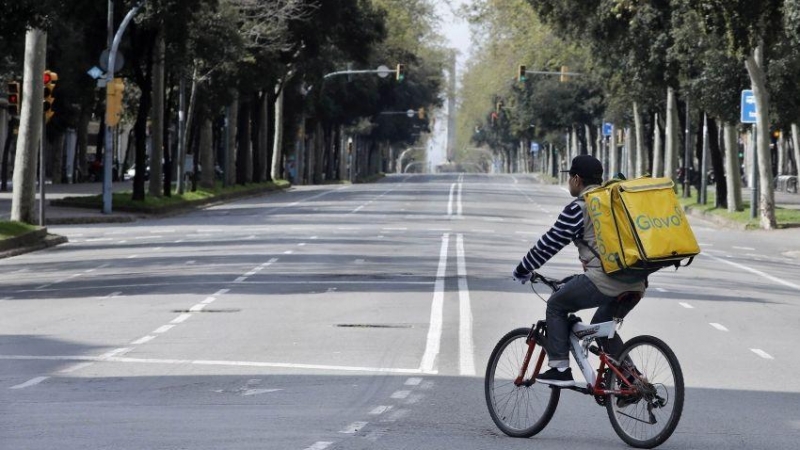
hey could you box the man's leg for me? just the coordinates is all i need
[545,275,613,368]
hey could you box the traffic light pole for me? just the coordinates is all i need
[103,0,145,214]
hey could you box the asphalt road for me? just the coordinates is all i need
[2,173,799,450]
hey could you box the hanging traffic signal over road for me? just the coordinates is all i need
[396,64,406,81]
[7,81,20,116]
[43,70,58,122]
[518,65,527,82]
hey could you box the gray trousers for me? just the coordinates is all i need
[544,274,636,368]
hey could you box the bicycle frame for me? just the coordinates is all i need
[516,319,640,397]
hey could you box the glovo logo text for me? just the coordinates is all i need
[635,206,684,231]
[588,197,607,256]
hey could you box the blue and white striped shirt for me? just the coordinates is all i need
[519,200,584,271]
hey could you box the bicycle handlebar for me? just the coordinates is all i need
[529,272,573,291]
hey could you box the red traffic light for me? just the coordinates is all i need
[43,72,54,84]
[8,94,18,104]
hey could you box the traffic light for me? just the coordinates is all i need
[518,65,527,82]
[106,77,125,126]
[418,107,425,119]
[396,64,405,81]
[7,81,20,116]
[560,65,569,83]
[43,70,58,121]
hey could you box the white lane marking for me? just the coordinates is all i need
[0,354,424,373]
[391,390,411,399]
[245,271,257,276]
[60,362,95,373]
[339,421,369,434]
[118,240,127,244]
[709,323,729,332]
[298,243,306,247]
[153,325,175,334]
[352,205,365,213]
[262,258,278,267]
[283,250,293,255]
[310,236,318,240]
[234,277,247,283]
[174,240,184,244]
[703,253,800,291]
[10,376,50,390]
[382,227,407,231]
[679,302,694,309]
[214,289,230,296]
[405,377,422,386]
[153,247,163,251]
[470,229,495,233]
[86,238,113,242]
[304,442,333,450]
[655,287,668,293]
[34,284,52,290]
[751,349,774,360]
[201,297,216,304]
[171,313,192,324]
[457,182,463,217]
[99,348,131,359]
[447,183,455,216]
[186,260,196,265]
[127,255,138,259]
[189,304,206,312]
[354,259,365,264]
[733,246,756,251]
[420,233,449,374]
[456,234,475,376]
[369,405,393,415]
[99,291,122,299]
[241,388,282,396]
[429,228,451,232]
[131,335,156,345]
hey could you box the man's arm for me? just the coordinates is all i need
[515,201,584,276]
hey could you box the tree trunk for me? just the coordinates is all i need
[226,94,238,186]
[634,102,648,177]
[236,96,251,185]
[270,86,284,180]
[792,123,800,176]
[1,119,14,191]
[707,117,726,208]
[256,90,269,182]
[745,44,777,229]
[652,113,663,177]
[609,124,618,177]
[149,31,165,197]
[664,87,679,183]
[723,122,743,212]
[11,29,46,224]
[199,117,214,189]
[625,127,635,178]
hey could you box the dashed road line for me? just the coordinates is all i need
[369,405,393,415]
[456,234,475,377]
[171,313,192,324]
[390,390,410,399]
[679,302,694,309]
[153,325,175,334]
[404,377,422,386]
[751,349,774,360]
[131,335,156,345]
[10,376,49,390]
[709,323,729,332]
[733,246,756,251]
[304,442,333,450]
[419,233,449,374]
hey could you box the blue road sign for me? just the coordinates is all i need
[530,142,540,153]
[741,90,757,124]
[602,122,613,136]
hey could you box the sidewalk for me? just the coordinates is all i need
[1,180,141,225]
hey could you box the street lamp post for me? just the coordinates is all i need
[103,0,145,214]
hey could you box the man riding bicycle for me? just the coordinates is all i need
[512,155,645,387]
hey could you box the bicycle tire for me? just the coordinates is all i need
[485,327,560,438]
[606,335,684,448]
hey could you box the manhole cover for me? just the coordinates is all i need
[172,308,241,313]
[335,324,413,329]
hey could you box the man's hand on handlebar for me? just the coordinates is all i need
[512,264,533,284]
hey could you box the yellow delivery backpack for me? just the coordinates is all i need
[583,176,700,277]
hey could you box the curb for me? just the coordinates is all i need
[47,183,291,224]
[0,230,68,259]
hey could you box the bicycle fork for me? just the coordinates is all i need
[515,321,548,387]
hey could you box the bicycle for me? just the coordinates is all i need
[485,273,684,448]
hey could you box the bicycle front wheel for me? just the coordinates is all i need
[606,335,684,449]
[485,327,560,438]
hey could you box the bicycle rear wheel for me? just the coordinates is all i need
[485,327,559,438]
[606,335,684,448]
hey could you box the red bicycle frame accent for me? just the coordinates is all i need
[592,352,639,396]
[514,337,547,387]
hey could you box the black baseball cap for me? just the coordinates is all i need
[561,155,603,179]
